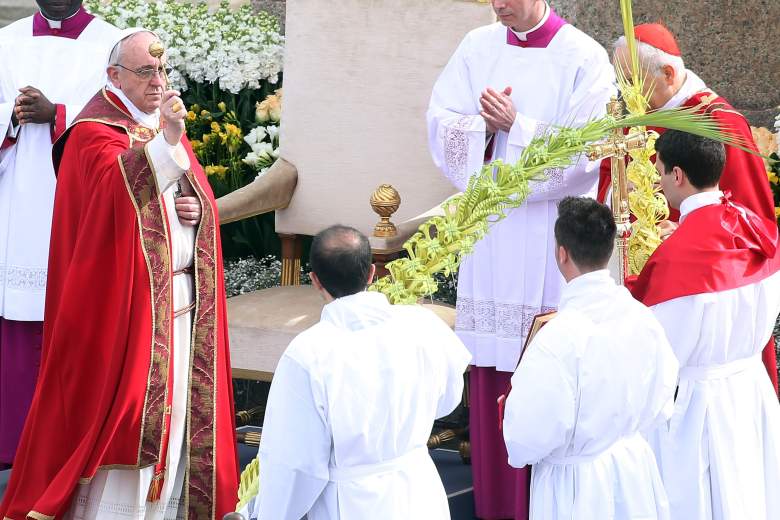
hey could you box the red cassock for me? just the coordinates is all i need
[0,90,239,519]
[597,90,778,394]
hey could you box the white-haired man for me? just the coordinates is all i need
[599,22,778,394]
[0,30,238,519]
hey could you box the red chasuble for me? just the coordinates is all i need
[628,194,780,392]
[597,90,776,222]
[0,90,238,519]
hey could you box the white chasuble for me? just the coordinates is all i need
[503,270,678,519]
[427,22,615,371]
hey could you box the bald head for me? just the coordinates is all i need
[310,225,373,299]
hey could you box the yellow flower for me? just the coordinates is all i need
[202,134,212,144]
[775,207,780,218]
[210,121,221,133]
[190,139,203,152]
[191,104,201,113]
[217,101,227,112]
[224,123,242,137]
[768,171,779,185]
[186,110,197,122]
[204,165,229,179]
[200,110,212,120]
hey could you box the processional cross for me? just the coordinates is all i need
[586,98,653,284]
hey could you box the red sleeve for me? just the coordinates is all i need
[49,103,67,143]
[715,110,775,221]
[596,158,611,204]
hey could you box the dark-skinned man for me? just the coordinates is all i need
[0,0,122,469]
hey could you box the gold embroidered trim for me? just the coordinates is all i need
[118,156,160,466]
[27,512,54,520]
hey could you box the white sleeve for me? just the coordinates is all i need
[1,101,16,139]
[251,354,331,520]
[507,51,617,202]
[502,336,576,468]
[426,34,489,191]
[427,316,472,419]
[144,133,190,192]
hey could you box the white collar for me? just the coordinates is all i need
[320,291,393,331]
[679,190,723,222]
[661,69,707,110]
[510,2,550,41]
[558,269,615,310]
[41,9,80,29]
[106,82,160,130]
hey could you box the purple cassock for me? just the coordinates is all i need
[465,9,570,520]
[0,7,96,467]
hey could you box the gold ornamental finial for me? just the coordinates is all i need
[370,184,401,237]
[148,41,182,113]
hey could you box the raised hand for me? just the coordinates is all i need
[480,86,515,133]
[15,86,56,125]
[161,89,186,145]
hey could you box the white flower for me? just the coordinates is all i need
[243,126,268,146]
[85,0,284,93]
[242,152,259,167]
[250,141,273,156]
[266,124,279,143]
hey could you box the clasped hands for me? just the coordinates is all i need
[13,86,55,126]
[480,86,516,134]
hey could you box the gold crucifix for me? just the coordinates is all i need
[586,97,653,284]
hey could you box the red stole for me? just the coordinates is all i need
[0,90,238,520]
[629,194,780,307]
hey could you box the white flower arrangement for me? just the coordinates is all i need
[85,0,284,94]
[775,112,780,149]
[242,123,279,179]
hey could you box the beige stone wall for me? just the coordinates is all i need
[0,0,37,27]
[275,0,496,238]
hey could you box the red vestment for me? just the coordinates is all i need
[628,195,780,392]
[0,90,239,519]
[597,90,775,221]
[597,90,778,394]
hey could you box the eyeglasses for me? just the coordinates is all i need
[113,63,172,81]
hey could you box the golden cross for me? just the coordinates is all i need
[586,97,653,284]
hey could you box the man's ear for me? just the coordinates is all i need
[673,166,686,187]
[107,66,120,88]
[366,264,376,286]
[557,244,568,266]
[661,64,676,85]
